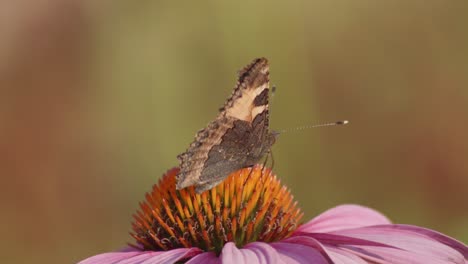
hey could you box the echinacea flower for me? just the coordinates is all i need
[79,166,468,263]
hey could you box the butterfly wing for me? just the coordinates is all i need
[176,58,273,192]
[195,111,276,193]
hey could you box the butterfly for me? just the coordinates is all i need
[176,58,277,193]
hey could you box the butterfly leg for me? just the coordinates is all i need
[268,150,275,171]
[243,150,272,187]
[260,150,273,184]
[242,165,256,187]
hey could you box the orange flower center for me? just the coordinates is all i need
[130,165,303,254]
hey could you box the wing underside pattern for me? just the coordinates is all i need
[176,58,274,193]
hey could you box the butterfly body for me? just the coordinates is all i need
[176,58,276,193]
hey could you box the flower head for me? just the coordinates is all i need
[80,166,467,264]
[130,166,302,254]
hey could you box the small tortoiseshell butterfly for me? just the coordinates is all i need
[176,58,276,193]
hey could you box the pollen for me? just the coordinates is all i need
[130,165,304,254]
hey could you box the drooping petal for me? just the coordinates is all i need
[78,248,202,264]
[78,251,143,264]
[295,205,391,233]
[115,252,169,264]
[284,233,390,263]
[271,242,329,264]
[220,242,269,264]
[301,233,395,248]
[324,246,369,264]
[284,234,427,264]
[140,248,202,264]
[281,235,332,262]
[244,242,284,264]
[327,225,466,264]
[185,252,219,264]
[291,219,467,264]
[387,224,468,259]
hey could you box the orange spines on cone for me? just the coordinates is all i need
[130,165,303,254]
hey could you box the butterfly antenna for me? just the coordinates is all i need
[277,120,349,134]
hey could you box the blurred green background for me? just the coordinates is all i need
[1,1,467,263]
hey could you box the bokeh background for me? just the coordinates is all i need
[1,1,467,263]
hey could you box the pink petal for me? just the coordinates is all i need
[339,246,457,264]
[330,225,466,264]
[388,224,468,259]
[271,242,329,264]
[140,248,202,264]
[220,242,267,264]
[282,235,332,262]
[186,252,220,264]
[301,233,394,248]
[324,246,369,264]
[295,205,391,233]
[115,252,166,264]
[78,248,202,264]
[284,234,371,264]
[78,251,145,264]
[244,242,283,264]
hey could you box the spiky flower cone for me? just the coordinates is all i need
[131,165,303,254]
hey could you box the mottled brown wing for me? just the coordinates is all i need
[176,58,273,192]
[176,116,237,191]
[195,110,276,193]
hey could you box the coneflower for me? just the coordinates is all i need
[79,166,467,263]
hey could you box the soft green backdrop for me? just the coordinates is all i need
[1,1,467,263]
